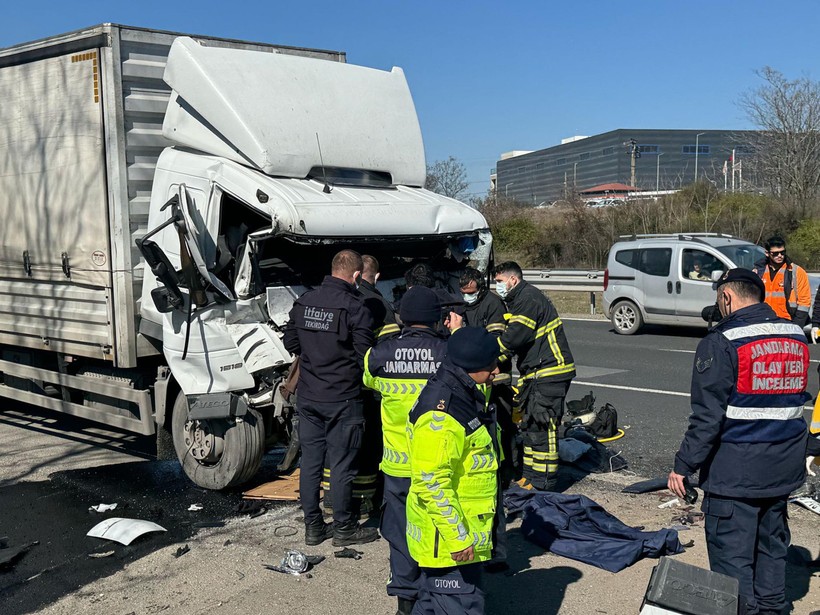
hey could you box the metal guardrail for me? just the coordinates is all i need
[522,269,605,292]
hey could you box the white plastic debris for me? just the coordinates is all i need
[188,504,203,512]
[87,518,167,546]
[658,498,680,509]
[89,503,118,513]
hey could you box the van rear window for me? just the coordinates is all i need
[615,250,637,267]
[615,248,672,277]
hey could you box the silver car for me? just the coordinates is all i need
[602,233,767,334]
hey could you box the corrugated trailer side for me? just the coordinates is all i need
[0,24,345,368]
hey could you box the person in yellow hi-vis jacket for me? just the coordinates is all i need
[407,327,500,615]
[363,287,457,615]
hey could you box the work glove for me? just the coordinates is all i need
[808,457,818,477]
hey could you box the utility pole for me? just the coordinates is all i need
[624,139,640,188]
[656,153,664,192]
[694,132,705,183]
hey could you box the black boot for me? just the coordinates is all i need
[332,522,380,547]
[396,597,415,615]
[304,521,333,546]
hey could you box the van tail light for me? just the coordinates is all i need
[604,268,609,291]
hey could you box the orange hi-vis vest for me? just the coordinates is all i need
[756,263,811,322]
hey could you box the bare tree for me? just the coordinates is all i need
[425,156,468,199]
[739,67,820,219]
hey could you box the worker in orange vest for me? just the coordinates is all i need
[752,236,811,328]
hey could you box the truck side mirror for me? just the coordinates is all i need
[136,237,185,310]
[710,270,724,282]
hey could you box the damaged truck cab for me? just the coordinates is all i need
[0,26,491,489]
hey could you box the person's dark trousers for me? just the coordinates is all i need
[702,494,791,615]
[490,383,517,488]
[322,392,383,518]
[297,398,364,528]
[412,564,485,615]
[521,381,570,491]
[381,475,420,602]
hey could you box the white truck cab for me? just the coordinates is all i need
[0,26,491,489]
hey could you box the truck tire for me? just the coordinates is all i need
[171,391,264,490]
[611,300,643,335]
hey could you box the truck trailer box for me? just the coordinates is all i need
[0,24,344,368]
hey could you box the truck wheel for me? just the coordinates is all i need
[611,300,642,335]
[171,392,264,490]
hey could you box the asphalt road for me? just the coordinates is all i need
[562,318,819,476]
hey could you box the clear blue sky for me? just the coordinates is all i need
[3,1,820,198]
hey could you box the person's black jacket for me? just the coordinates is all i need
[283,275,374,403]
[464,290,512,382]
[674,302,809,498]
[358,279,398,339]
[498,280,575,383]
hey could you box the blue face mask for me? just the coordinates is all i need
[462,292,479,305]
[495,280,509,299]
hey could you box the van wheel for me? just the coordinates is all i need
[171,391,264,490]
[611,300,642,335]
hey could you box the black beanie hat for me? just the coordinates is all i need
[400,286,441,324]
[448,327,499,371]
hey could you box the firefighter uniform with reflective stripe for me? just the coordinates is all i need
[406,360,498,615]
[497,279,575,490]
[753,259,812,327]
[363,327,448,605]
[674,302,810,614]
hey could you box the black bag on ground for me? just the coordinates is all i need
[588,403,618,439]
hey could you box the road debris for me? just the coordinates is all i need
[193,521,226,529]
[333,547,363,560]
[173,545,190,558]
[89,503,118,513]
[789,496,820,516]
[88,550,115,559]
[263,549,325,576]
[0,540,39,570]
[87,518,167,546]
[187,504,203,512]
[658,498,680,509]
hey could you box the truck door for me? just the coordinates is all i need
[638,246,676,324]
[675,247,730,326]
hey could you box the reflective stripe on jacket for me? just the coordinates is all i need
[406,361,498,568]
[363,327,448,478]
[753,260,811,325]
[497,280,575,383]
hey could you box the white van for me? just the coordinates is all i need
[602,233,765,334]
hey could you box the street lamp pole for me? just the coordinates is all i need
[505,182,516,197]
[656,153,664,191]
[573,162,578,188]
[694,132,705,183]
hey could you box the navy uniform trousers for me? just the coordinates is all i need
[380,475,421,600]
[702,494,790,615]
[297,398,363,528]
[412,564,485,615]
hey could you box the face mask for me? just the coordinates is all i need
[495,281,509,299]
[462,292,479,305]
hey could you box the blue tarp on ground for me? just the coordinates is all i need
[504,485,684,573]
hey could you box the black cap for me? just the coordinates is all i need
[399,286,441,324]
[714,268,765,301]
[448,327,499,371]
